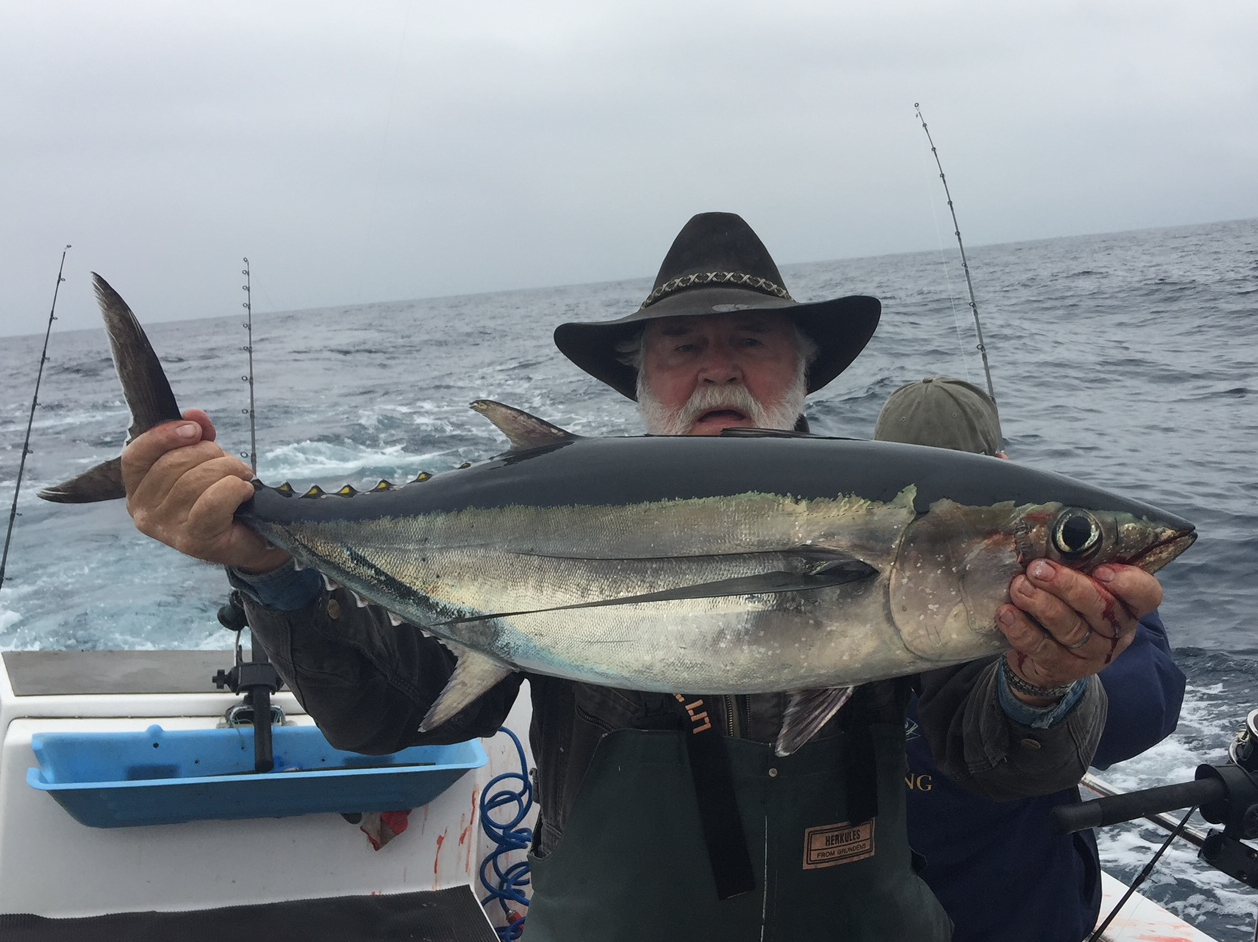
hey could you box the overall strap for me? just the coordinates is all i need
[843,686,879,825]
[673,694,756,899]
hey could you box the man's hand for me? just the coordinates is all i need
[122,409,291,574]
[997,561,1162,706]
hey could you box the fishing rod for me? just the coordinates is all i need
[213,255,281,773]
[240,257,258,474]
[914,104,998,408]
[1,246,71,595]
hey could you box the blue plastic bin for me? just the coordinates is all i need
[27,724,487,828]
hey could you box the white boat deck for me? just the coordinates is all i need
[0,650,535,937]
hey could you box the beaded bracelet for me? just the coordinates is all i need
[1000,658,1077,701]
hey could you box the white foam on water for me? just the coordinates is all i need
[260,440,453,484]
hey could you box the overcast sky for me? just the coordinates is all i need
[2,0,1255,337]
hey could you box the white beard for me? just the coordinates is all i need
[636,361,808,436]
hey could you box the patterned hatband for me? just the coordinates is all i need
[640,271,793,309]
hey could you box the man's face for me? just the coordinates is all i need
[638,312,806,436]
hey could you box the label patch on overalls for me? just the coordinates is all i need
[802,820,876,869]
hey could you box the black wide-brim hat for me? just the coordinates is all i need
[554,212,881,400]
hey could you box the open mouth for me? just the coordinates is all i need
[696,408,749,423]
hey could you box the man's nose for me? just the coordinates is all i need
[698,345,743,384]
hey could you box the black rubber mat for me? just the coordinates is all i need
[0,885,499,941]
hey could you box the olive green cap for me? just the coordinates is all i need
[874,376,1003,456]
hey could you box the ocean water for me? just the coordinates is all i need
[2,217,1256,936]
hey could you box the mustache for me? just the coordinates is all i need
[675,385,765,426]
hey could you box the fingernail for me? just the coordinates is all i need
[1093,565,1114,583]
[1029,559,1055,581]
[174,423,198,439]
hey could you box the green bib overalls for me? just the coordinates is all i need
[525,722,952,941]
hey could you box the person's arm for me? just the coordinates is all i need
[918,659,1107,800]
[919,561,1168,799]
[234,564,523,754]
[1091,610,1185,769]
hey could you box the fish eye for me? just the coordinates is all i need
[1052,510,1102,561]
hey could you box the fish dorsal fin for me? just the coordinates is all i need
[775,685,856,757]
[470,399,578,451]
[419,644,515,732]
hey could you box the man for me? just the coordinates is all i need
[122,213,1166,940]
[876,377,1185,942]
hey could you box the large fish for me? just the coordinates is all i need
[43,275,1196,754]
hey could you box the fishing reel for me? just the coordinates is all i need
[1055,709,1258,889]
[1228,709,1258,772]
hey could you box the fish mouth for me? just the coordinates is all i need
[1129,528,1197,573]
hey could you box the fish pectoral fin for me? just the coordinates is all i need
[419,647,515,732]
[37,456,126,503]
[440,558,879,627]
[775,685,856,757]
[797,551,880,584]
[470,399,579,451]
[617,558,878,603]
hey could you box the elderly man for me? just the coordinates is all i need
[122,213,1165,941]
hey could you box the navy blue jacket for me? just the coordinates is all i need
[904,612,1184,942]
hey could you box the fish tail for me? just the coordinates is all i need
[38,274,183,503]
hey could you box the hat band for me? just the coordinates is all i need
[640,271,793,309]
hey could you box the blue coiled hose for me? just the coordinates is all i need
[479,727,533,940]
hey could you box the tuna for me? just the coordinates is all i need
[42,274,1197,755]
